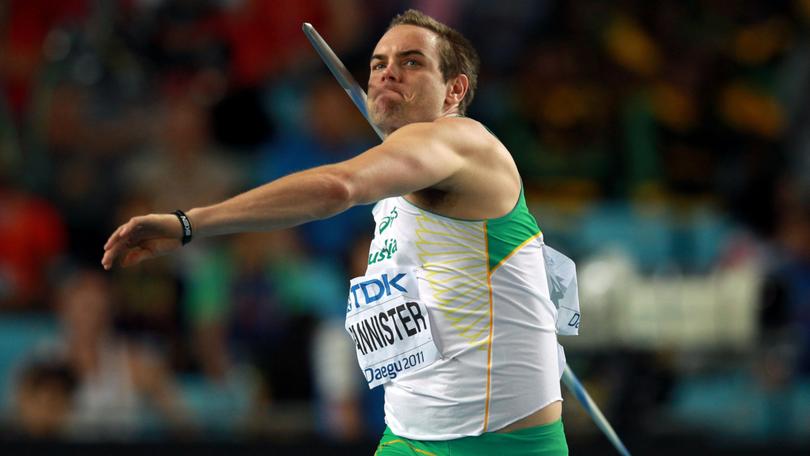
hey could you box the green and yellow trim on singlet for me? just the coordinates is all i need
[482,187,540,430]
[401,186,542,273]
[485,187,542,273]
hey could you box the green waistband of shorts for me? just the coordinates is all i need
[486,418,564,442]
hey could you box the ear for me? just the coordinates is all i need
[445,74,469,109]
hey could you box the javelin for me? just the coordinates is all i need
[562,366,631,456]
[302,22,631,456]
[302,23,384,139]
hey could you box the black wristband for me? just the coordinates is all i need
[174,210,192,245]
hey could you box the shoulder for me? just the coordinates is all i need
[389,117,497,151]
[413,115,489,135]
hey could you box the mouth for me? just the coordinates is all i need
[371,86,403,99]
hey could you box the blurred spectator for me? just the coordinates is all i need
[0,0,87,124]
[0,184,66,310]
[311,233,374,441]
[759,179,810,374]
[514,41,614,196]
[12,358,77,438]
[121,95,245,212]
[185,229,345,402]
[55,268,191,438]
[220,0,325,86]
[752,177,810,440]
[42,79,152,264]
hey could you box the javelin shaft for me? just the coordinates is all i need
[302,21,631,456]
[302,23,385,140]
[563,365,631,456]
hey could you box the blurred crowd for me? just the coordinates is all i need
[1,0,809,449]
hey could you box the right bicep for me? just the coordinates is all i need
[334,123,467,205]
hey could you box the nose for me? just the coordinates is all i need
[379,64,399,82]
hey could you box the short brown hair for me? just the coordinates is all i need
[389,9,480,115]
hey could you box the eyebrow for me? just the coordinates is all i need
[370,49,428,62]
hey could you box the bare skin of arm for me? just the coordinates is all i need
[101,117,519,270]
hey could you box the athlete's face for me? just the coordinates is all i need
[367,25,452,135]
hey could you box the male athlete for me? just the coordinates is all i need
[103,10,568,455]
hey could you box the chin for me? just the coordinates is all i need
[370,108,406,134]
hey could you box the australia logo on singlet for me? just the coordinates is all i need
[368,238,398,265]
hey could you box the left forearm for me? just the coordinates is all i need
[186,165,355,239]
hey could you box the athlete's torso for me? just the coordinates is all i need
[360,191,562,440]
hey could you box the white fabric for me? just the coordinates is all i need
[350,197,564,440]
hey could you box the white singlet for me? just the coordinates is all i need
[348,189,562,440]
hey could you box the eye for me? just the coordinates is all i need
[403,59,420,67]
[372,62,386,71]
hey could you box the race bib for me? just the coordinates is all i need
[345,270,441,388]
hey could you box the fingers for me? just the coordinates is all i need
[102,240,146,270]
[101,215,180,270]
[102,217,142,270]
[102,225,124,270]
[102,234,128,270]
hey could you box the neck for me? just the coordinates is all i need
[442,105,462,118]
